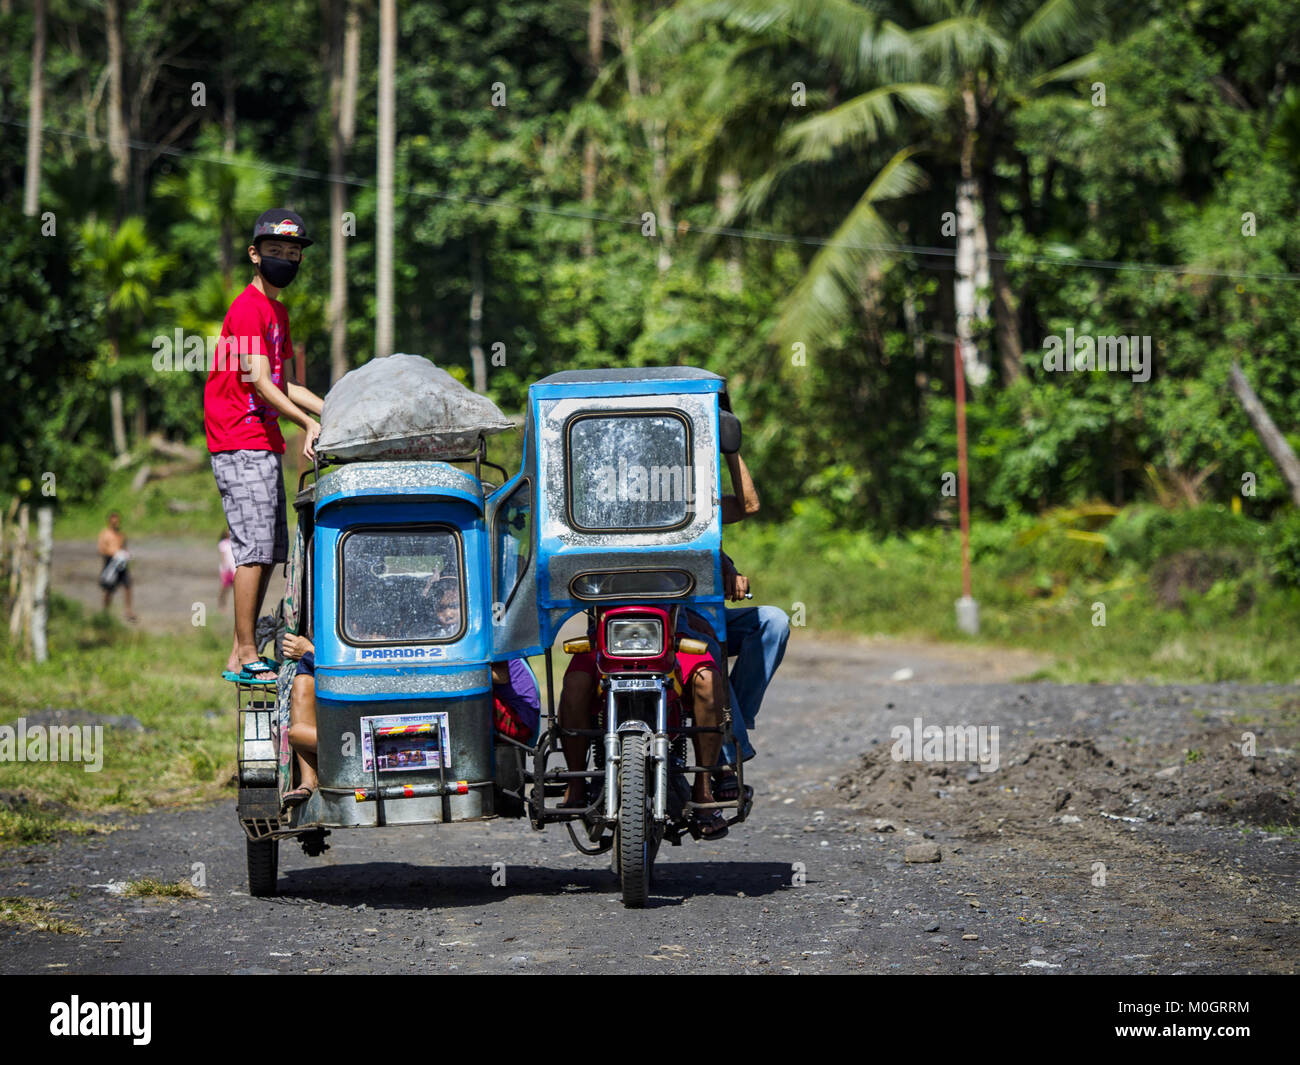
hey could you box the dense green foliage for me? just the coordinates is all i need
[2,0,1300,538]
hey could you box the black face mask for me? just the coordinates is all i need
[257,255,299,289]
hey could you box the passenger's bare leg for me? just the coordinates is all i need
[689,667,724,805]
[232,563,274,677]
[288,674,318,791]
[559,670,595,807]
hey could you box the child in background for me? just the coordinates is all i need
[218,528,236,609]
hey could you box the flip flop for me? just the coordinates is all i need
[282,786,314,808]
[222,669,275,684]
[236,659,279,682]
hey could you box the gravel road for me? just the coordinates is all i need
[3,594,1296,974]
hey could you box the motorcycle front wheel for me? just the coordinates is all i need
[616,732,652,908]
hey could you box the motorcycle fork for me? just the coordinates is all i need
[602,680,670,824]
[603,685,619,821]
[652,684,668,822]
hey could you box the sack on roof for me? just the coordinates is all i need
[317,353,514,461]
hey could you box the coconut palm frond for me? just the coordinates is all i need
[662,0,917,82]
[782,84,949,160]
[1027,50,1102,89]
[771,149,927,347]
[1014,0,1098,58]
[909,16,1009,73]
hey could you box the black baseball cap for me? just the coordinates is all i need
[252,208,313,248]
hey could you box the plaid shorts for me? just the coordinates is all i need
[211,449,288,566]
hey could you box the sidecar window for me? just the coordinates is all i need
[566,411,692,532]
[493,478,532,611]
[339,526,464,644]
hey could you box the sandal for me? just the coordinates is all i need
[282,785,314,809]
[712,772,753,804]
[236,659,279,683]
[692,806,729,840]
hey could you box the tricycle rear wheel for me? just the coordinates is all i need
[246,837,279,897]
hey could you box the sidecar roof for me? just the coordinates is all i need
[529,367,724,399]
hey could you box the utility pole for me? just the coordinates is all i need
[954,340,979,635]
[375,0,396,359]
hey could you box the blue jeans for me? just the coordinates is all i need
[681,605,790,766]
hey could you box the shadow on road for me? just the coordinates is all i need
[273,859,794,909]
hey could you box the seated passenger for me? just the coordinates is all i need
[557,625,729,839]
[420,574,462,639]
[279,633,540,807]
[281,632,318,807]
[491,658,541,744]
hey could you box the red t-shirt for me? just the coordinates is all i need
[204,283,295,453]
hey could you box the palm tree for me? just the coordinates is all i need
[661,0,1103,382]
[904,0,1103,381]
[155,127,274,288]
[80,217,175,456]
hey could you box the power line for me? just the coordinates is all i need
[8,116,1300,283]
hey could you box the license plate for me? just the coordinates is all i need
[607,677,661,691]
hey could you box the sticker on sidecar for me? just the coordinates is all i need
[358,646,446,660]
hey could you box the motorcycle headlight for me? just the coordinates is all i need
[605,618,664,657]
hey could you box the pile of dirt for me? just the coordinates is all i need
[837,729,1297,835]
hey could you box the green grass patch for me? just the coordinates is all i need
[121,877,205,899]
[0,805,107,846]
[0,595,237,829]
[0,896,84,935]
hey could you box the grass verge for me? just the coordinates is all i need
[0,595,236,843]
[726,502,1300,684]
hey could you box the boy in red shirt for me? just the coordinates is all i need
[206,208,324,681]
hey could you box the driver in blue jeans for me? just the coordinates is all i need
[677,448,790,802]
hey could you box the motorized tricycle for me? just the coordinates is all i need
[232,366,748,907]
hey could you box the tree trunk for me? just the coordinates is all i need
[110,384,128,457]
[23,0,46,217]
[615,15,672,273]
[105,0,129,218]
[1229,361,1300,505]
[468,239,487,394]
[330,0,361,383]
[222,59,236,154]
[219,59,237,285]
[375,0,396,359]
[718,169,742,293]
[648,116,673,274]
[980,166,1023,382]
[133,396,147,445]
[954,83,989,386]
[581,0,603,258]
